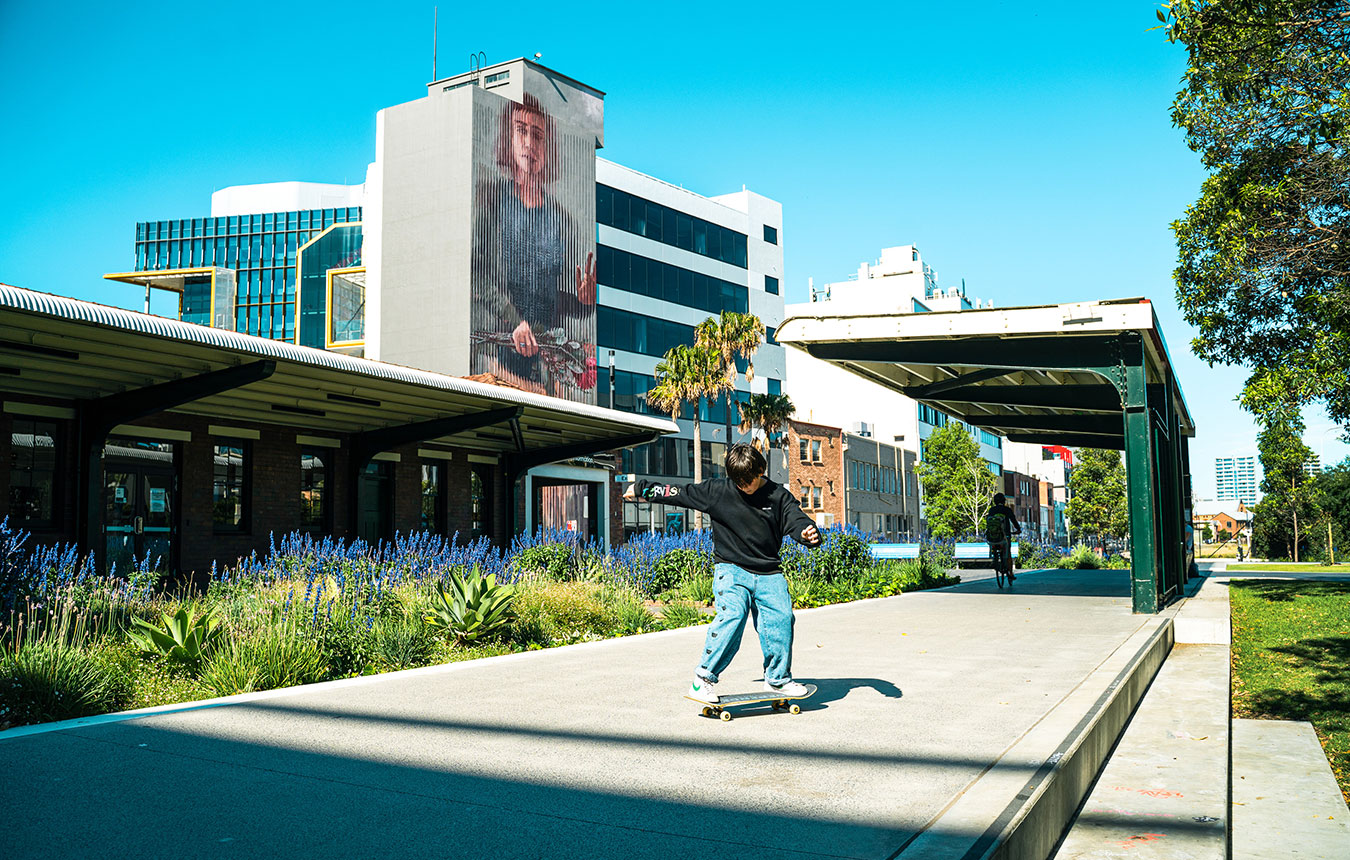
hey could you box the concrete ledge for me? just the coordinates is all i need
[898,617,1174,859]
[1051,643,1229,859]
[1232,719,1350,858]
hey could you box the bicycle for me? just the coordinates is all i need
[988,540,1009,585]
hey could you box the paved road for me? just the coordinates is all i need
[1,568,1156,860]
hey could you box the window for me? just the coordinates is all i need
[470,468,489,540]
[799,439,808,461]
[421,463,444,533]
[213,441,249,532]
[596,245,749,315]
[812,485,822,509]
[763,225,778,245]
[9,419,58,529]
[801,486,811,508]
[811,440,821,462]
[596,185,748,267]
[768,378,781,395]
[300,449,326,530]
[764,275,779,295]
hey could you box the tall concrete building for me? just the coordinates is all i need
[1214,455,1260,505]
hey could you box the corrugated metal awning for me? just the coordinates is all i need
[0,285,676,455]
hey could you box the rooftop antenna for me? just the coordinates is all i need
[432,7,437,81]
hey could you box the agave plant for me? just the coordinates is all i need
[423,567,516,645]
[126,605,221,666]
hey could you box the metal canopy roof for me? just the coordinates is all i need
[776,297,1195,449]
[0,285,676,456]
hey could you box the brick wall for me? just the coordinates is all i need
[785,420,844,527]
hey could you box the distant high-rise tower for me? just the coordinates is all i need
[1215,455,1260,504]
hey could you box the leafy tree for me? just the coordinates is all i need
[1065,448,1128,551]
[1247,386,1322,560]
[1312,458,1350,561]
[1201,523,1214,543]
[695,311,765,443]
[738,393,795,452]
[1161,1,1350,423]
[648,345,726,530]
[917,423,996,539]
[1216,527,1233,543]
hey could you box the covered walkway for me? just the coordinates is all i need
[776,298,1198,613]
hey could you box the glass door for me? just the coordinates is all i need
[102,437,176,575]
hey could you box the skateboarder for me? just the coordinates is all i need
[625,443,821,704]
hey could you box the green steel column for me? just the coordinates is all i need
[1121,339,1159,613]
[1181,433,1198,581]
[1149,376,1181,604]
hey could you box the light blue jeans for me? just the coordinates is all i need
[696,563,795,686]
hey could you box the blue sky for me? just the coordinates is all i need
[2,1,1345,493]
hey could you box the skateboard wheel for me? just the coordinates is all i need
[701,707,713,717]
[789,704,801,715]
[719,710,732,722]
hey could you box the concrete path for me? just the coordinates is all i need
[0,569,1164,860]
[1232,719,1350,858]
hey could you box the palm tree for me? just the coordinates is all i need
[648,344,726,530]
[738,393,795,453]
[695,311,766,446]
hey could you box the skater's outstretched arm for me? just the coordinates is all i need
[625,478,717,513]
[779,493,822,547]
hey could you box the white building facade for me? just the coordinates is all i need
[784,244,1004,536]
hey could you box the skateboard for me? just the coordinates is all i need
[685,684,817,722]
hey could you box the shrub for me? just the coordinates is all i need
[513,543,576,581]
[779,525,874,585]
[679,573,716,606]
[423,568,517,645]
[920,538,957,574]
[602,588,660,636]
[1017,540,1064,570]
[660,601,708,628]
[513,582,611,643]
[368,614,435,671]
[1058,545,1104,570]
[126,604,221,668]
[200,623,327,697]
[0,639,127,726]
[647,548,709,596]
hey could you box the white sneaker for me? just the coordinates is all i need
[764,679,808,697]
[687,677,719,703]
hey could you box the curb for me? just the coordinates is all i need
[894,616,1175,859]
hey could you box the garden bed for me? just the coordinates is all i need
[1,523,959,730]
[1230,579,1350,801]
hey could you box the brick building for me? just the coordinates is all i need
[785,419,844,528]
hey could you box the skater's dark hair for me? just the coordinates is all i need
[726,443,766,488]
[993,493,1006,505]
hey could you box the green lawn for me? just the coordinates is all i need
[1230,579,1350,801]
[1226,563,1350,572]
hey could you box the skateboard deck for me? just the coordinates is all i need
[685,684,817,721]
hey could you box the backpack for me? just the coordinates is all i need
[984,510,1008,543]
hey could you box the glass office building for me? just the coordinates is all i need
[132,208,361,340]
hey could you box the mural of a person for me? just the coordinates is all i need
[471,94,596,399]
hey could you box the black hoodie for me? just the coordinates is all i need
[635,477,820,574]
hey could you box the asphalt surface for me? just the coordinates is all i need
[0,568,1158,860]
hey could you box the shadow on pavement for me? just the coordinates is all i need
[0,710,1031,859]
[939,568,1132,599]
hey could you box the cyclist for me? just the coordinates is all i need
[984,493,1022,584]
